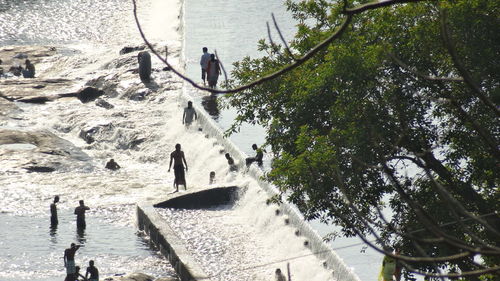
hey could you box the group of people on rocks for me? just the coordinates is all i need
[0,57,35,78]
[50,196,98,280]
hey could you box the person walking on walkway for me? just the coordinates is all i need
[183,101,198,126]
[168,143,188,192]
[74,200,90,229]
[200,47,211,85]
[206,54,221,88]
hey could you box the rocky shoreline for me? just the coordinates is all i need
[1,44,181,280]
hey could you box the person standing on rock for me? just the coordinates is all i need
[74,200,90,229]
[183,101,198,127]
[200,47,211,85]
[64,243,81,281]
[168,143,188,192]
[50,195,60,227]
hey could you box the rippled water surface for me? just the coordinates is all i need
[0,0,136,46]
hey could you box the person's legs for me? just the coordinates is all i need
[201,68,206,83]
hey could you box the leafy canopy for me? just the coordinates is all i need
[228,0,499,279]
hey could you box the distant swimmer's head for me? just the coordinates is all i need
[225,153,231,159]
[252,144,258,150]
[79,200,84,206]
[54,195,60,203]
[275,268,282,275]
[188,101,193,108]
[203,47,208,53]
[175,143,181,150]
[89,260,94,266]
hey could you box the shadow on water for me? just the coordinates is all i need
[201,94,220,120]
[76,227,86,245]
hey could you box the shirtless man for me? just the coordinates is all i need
[74,200,90,229]
[50,195,59,226]
[64,243,81,281]
[168,144,188,192]
[85,260,99,281]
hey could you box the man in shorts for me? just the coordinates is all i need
[168,143,188,192]
[64,243,81,280]
[200,47,211,85]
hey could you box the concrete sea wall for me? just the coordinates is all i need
[137,204,209,281]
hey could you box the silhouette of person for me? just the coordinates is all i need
[200,47,211,85]
[183,101,198,126]
[245,144,264,166]
[209,171,216,185]
[85,260,99,281]
[105,159,120,170]
[22,59,35,78]
[225,153,238,172]
[168,144,188,192]
[275,268,287,281]
[206,54,221,88]
[64,243,81,281]
[74,200,90,229]
[50,195,60,226]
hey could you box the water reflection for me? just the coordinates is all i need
[76,228,86,245]
[49,225,58,244]
[201,94,219,120]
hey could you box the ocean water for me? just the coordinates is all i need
[0,0,379,280]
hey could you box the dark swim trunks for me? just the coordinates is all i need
[174,164,185,185]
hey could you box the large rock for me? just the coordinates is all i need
[77,86,104,103]
[104,272,154,281]
[138,51,152,83]
[0,129,94,173]
[95,98,114,109]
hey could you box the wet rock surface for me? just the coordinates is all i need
[103,272,178,281]
[0,44,179,175]
[0,129,94,173]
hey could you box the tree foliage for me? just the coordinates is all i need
[228,0,499,279]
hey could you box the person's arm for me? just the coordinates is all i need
[84,206,90,211]
[194,110,198,120]
[182,152,188,171]
[168,154,173,172]
[182,109,186,124]
[217,62,221,75]
[74,208,78,215]
[85,268,89,279]
[64,251,67,266]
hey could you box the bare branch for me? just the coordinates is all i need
[271,13,297,60]
[388,52,463,82]
[343,0,429,15]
